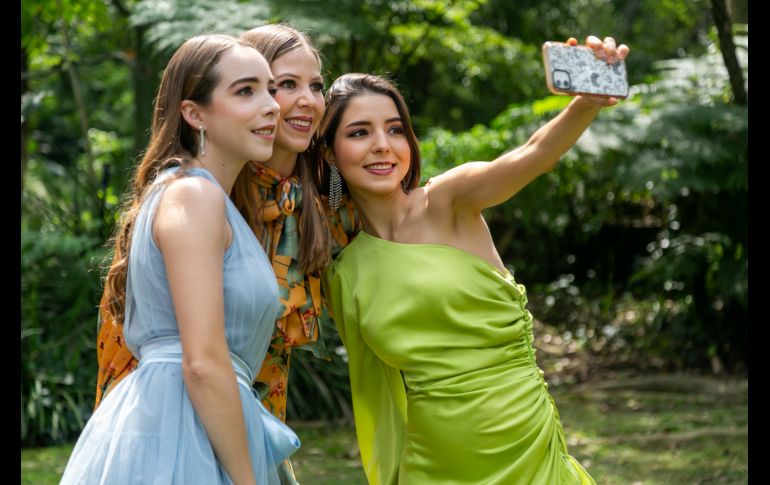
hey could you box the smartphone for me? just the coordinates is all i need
[542,41,629,99]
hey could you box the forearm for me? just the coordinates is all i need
[521,96,602,171]
[445,97,603,211]
[184,361,256,485]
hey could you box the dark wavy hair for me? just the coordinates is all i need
[314,73,421,201]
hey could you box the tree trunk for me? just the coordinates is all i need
[65,60,97,187]
[109,0,154,161]
[620,0,642,44]
[710,0,747,105]
[132,25,156,155]
[728,0,748,23]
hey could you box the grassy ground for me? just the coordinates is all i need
[21,373,747,484]
[554,374,748,484]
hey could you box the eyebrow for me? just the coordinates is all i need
[344,117,402,129]
[275,73,324,82]
[228,76,275,88]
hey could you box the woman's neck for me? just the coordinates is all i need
[264,146,300,177]
[189,158,245,195]
[351,190,411,241]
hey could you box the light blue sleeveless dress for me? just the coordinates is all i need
[60,167,300,485]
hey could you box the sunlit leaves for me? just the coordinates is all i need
[130,0,274,56]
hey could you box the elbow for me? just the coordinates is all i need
[183,355,225,386]
[520,142,559,174]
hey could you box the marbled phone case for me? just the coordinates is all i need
[542,42,629,98]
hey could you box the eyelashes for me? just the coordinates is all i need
[279,79,296,90]
[347,125,405,138]
[236,86,278,98]
[277,79,325,93]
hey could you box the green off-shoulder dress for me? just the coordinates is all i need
[324,231,595,485]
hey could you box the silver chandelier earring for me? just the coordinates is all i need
[328,164,342,214]
[199,125,206,156]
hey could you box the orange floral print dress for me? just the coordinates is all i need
[248,162,358,421]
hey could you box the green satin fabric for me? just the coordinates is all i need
[324,231,595,485]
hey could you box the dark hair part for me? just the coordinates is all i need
[315,73,421,199]
[105,34,252,324]
[238,23,331,275]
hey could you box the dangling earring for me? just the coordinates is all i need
[328,164,341,214]
[401,177,409,194]
[199,125,206,156]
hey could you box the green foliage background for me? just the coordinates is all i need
[21,0,747,446]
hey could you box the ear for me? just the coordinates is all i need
[180,100,205,131]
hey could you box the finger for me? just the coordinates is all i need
[616,44,630,60]
[567,37,578,46]
[603,37,617,62]
[585,35,602,48]
[585,96,617,107]
[584,35,605,60]
[596,97,616,107]
[576,95,611,108]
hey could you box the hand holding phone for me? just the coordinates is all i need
[542,41,629,99]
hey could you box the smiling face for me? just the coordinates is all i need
[270,46,325,157]
[192,44,280,165]
[331,92,412,200]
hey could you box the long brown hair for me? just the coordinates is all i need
[104,34,253,324]
[315,73,422,199]
[238,24,331,275]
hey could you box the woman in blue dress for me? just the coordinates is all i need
[60,34,299,485]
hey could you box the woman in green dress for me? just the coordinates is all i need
[319,36,628,484]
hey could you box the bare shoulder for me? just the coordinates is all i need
[424,162,486,193]
[153,175,227,247]
[422,161,487,212]
[161,175,225,210]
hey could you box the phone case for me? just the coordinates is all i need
[542,42,629,98]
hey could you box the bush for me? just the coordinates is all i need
[21,229,106,445]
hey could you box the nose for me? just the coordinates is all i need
[372,129,390,153]
[263,95,280,119]
[296,84,313,108]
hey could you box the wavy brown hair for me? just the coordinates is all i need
[238,24,331,275]
[314,73,422,199]
[104,34,253,325]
